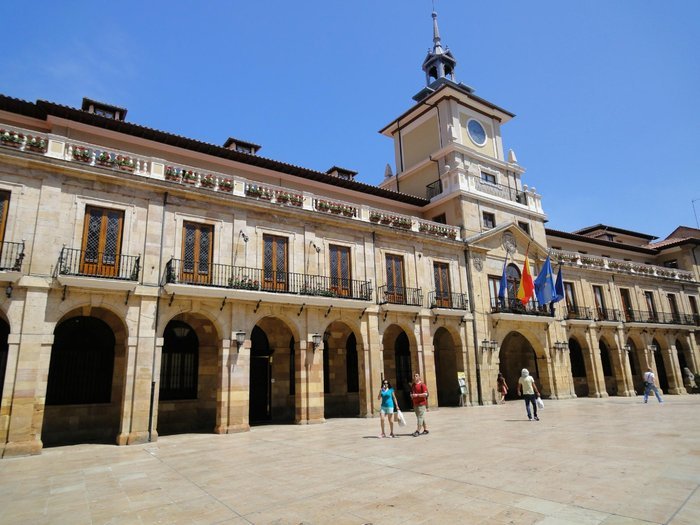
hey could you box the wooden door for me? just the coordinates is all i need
[181,222,213,284]
[433,262,451,307]
[81,206,124,277]
[385,254,404,304]
[329,245,351,297]
[263,234,288,292]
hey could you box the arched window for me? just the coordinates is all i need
[47,317,115,405]
[160,321,198,400]
[506,263,521,301]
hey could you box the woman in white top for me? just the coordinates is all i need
[517,368,540,421]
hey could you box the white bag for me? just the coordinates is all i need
[535,397,544,410]
[396,410,407,427]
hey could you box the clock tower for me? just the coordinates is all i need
[379,11,547,245]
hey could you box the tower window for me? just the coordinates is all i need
[482,212,496,229]
[481,172,496,184]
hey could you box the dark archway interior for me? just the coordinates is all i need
[499,332,538,400]
[0,319,9,400]
[569,337,589,398]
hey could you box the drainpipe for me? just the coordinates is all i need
[463,246,483,405]
[148,191,168,442]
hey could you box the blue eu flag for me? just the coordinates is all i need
[534,255,555,305]
[553,265,565,303]
[497,257,508,305]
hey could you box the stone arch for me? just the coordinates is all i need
[498,329,551,399]
[42,307,128,447]
[250,316,297,424]
[433,326,462,407]
[568,336,589,397]
[322,320,361,418]
[157,312,220,436]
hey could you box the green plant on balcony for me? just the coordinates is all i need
[392,217,412,229]
[165,166,180,181]
[379,215,392,225]
[229,276,259,289]
[200,174,216,188]
[246,185,262,197]
[315,200,330,211]
[96,151,114,166]
[115,155,135,171]
[25,135,47,152]
[276,192,290,203]
[0,129,24,147]
[259,188,272,200]
[219,178,233,192]
[369,212,381,223]
[182,170,197,184]
[289,194,303,206]
[73,146,91,162]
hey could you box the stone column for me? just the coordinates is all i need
[0,332,20,455]
[215,338,244,434]
[584,328,607,398]
[665,345,685,395]
[612,346,635,397]
[116,335,139,445]
[295,338,324,424]
[360,312,382,417]
[418,315,436,409]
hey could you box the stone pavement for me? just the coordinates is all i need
[1,396,699,525]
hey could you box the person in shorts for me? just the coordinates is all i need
[377,379,400,438]
[410,373,429,436]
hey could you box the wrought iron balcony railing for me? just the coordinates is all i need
[428,291,468,310]
[565,306,593,320]
[0,241,25,271]
[377,285,423,307]
[476,179,528,205]
[490,298,553,317]
[622,309,697,326]
[426,180,442,200]
[164,259,372,301]
[595,308,621,322]
[58,247,140,281]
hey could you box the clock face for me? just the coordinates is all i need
[467,119,487,146]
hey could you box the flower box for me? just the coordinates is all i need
[182,170,197,184]
[289,195,303,206]
[200,175,216,188]
[246,185,262,197]
[392,218,412,229]
[229,277,259,290]
[96,151,114,166]
[379,216,392,225]
[0,129,24,148]
[369,212,381,223]
[25,135,48,153]
[165,166,181,181]
[73,146,92,162]
[116,155,135,172]
[276,193,290,203]
[218,178,233,192]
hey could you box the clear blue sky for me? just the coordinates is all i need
[2,1,699,238]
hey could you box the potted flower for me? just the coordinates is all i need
[182,170,197,184]
[219,178,233,192]
[26,135,47,152]
[96,151,114,166]
[246,185,262,197]
[0,129,24,148]
[200,174,216,188]
[393,217,412,229]
[380,215,392,225]
[165,166,180,181]
[342,206,355,217]
[315,200,329,211]
[447,229,457,239]
[276,192,290,203]
[289,194,303,206]
[369,212,381,223]
[116,155,135,172]
[259,188,272,200]
[73,146,92,162]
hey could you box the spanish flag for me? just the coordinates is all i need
[517,248,534,305]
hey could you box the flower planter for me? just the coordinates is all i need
[118,165,135,172]
[1,140,22,148]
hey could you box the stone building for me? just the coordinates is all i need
[0,12,697,458]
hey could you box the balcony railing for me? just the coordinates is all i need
[58,247,140,281]
[490,298,553,317]
[476,179,527,205]
[426,180,442,200]
[377,285,423,306]
[594,308,621,322]
[622,309,697,326]
[0,241,25,271]
[428,291,468,310]
[565,306,594,320]
[164,259,372,301]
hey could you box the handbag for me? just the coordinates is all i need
[535,397,544,410]
[396,410,407,427]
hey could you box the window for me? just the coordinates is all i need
[432,213,446,224]
[329,245,351,297]
[488,276,500,307]
[94,108,115,119]
[385,254,405,303]
[0,190,9,245]
[663,260,678,269]
[160,321,198,400]
[593,285,606,318]
[182,222,213,284]
[564,282,576,310]
[645,291,657,319]
[480,172,496,184]
[81,206,124,277]
[482,212,496,229]
[620,288,633,321]
[518,222,530,236]
[433,262,451,307]
[690,296,699,316]
[668,294,680,321]
[263,234,288,291]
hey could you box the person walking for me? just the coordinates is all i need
[377,379,400,438]
[410,373,429,436]
[517,368,540,421]
[643,367,663,403]
[497,372,508,404]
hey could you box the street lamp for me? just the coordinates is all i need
[234,330,246,351]
[311,333,322,351]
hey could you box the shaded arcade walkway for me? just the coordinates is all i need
[1,397,699,524]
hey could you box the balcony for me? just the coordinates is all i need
[0,241,25,272]
[475,179,527,205]
[428,291,468,310]
[56,247,140,292]
[594,308,621,322]
[565,306,594,320]
[622,309,697,326]
[426,180,442,200]
[490,298,553,317]
[164,258,372,301]
[377,285,423,307]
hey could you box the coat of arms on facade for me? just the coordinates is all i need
[502,231,516,254]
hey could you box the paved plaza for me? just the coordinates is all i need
[0,396,699,524]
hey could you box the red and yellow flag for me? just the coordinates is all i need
[517,248,534,305]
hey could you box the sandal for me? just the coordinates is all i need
[422,430,429,435]
[390,434,396,438]
[379,433,386,438]
[412,431,420,437]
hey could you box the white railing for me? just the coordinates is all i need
[552,249,695,282]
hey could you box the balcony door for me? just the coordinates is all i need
[329,244,351,297]
[433,262,451,307]
[593,285,606,319]
[263,234,288,292]
[385,254,405,304]
[645,291,657,321]
[620,289,633,321]
[81,206,124,277]
[182,222,213,285]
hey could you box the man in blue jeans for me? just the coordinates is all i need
[517,368,540,421]
[643,367,663,403]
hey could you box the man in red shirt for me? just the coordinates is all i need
[410,373,429,436]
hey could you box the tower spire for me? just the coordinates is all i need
[422,10,457,87]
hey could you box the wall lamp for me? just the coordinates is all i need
[622,344,631,353]
[234,330,246,351]
[481,339,498,353]
[5,284,12,298]
[650,344,659,353]
[311,333,322,351]
[553,341,569,352]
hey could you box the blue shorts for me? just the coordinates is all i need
[380,406,394,415]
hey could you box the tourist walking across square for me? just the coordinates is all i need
[643,367,664,403]
[410,373,429,436]
[377,379,400,438]
[517,368,540,421]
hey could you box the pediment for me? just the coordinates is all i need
[466,222,548,261]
